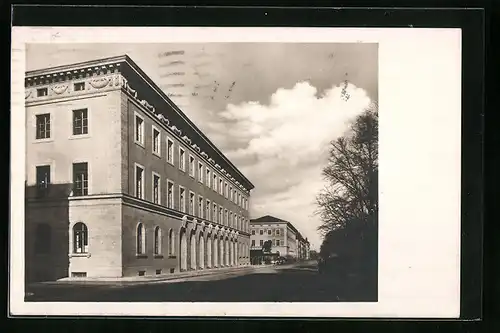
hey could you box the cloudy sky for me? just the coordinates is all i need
[26,43,378,250]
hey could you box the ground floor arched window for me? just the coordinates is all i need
[137,222,146,255]
[73,222,88,253]
[169,229,175,256]
[154,226,162,255]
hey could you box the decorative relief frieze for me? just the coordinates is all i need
[51,84,69,95]
[126,83,137,98]
[192,144,201,153]
[156,113,170,126]
[171,126,182,136]
[89,76,111,89]
[140,99,155,113]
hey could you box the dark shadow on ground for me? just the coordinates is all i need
[26,262,377,302]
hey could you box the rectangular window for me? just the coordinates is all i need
[251,240,255,247]
[213,174,217,191]
[74,82,85,91]
[219,207,223,224]
[206,200,211,220]
[35,113,51,139]
[229,212,233,228]
[36,165,50,196]
[238,193,241,206]
[268,229,272,235]
[234,190,237,203]
[276,229,280,236]
[189,192,195,215]
[72,109,88,135]
[260,240,264,246]
[225,209,228,226]
[260,229,263,235]
[224,182,228,198]
[37,88,48,97]
[152,173,160,204]
[198,196,204,218]
[229,186,233,201]
[189,155,195,177]
[198,162,203,182]
[206,168,211,187]
[152,127,161,156]
[179,187,186,212]
[134,165,144,199]
[167,137,174,164]
[73,162,89,196]
[167,181,174,208]
[135,115,144,145]
[276,240,280,246]
[251,230,255,235]
[219,179,223,195]
[213,203,217,222]
[179,147,186,171]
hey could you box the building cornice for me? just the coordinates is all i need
[249,217,307,241]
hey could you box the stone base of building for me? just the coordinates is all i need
[25,195,251,283]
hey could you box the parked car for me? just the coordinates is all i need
[275,257,287,265]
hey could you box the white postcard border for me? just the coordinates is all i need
[10,27,462,318]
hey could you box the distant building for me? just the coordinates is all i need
[249,215,310,263]
[25,55,254,282]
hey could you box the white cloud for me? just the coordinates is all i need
[210,81,372,249]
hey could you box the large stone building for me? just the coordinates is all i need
[25,55,254,282]
[249,215,310,262]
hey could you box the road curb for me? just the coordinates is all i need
[27,265,256,288]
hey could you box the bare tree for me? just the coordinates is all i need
[316,103,378,238]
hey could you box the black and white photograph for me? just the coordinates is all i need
[22,41,378,303]
[10,26,462,318]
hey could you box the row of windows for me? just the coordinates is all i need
[251,228,284,236]
[35,163,88,196]
[136,223,175,256]
[34,162,248,232]
[35,109,88,140]
[134,165,249,232]
[251,239,282,247]
[34,222,248,258]
[33,108,249,210]
[136,223,249,257]
[134,113,249,211]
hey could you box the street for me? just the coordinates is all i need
[25,261,377,302]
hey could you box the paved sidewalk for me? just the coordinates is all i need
[27,265,256,288]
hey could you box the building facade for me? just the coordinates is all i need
[249,215,310,262]
[25,55,254,282]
